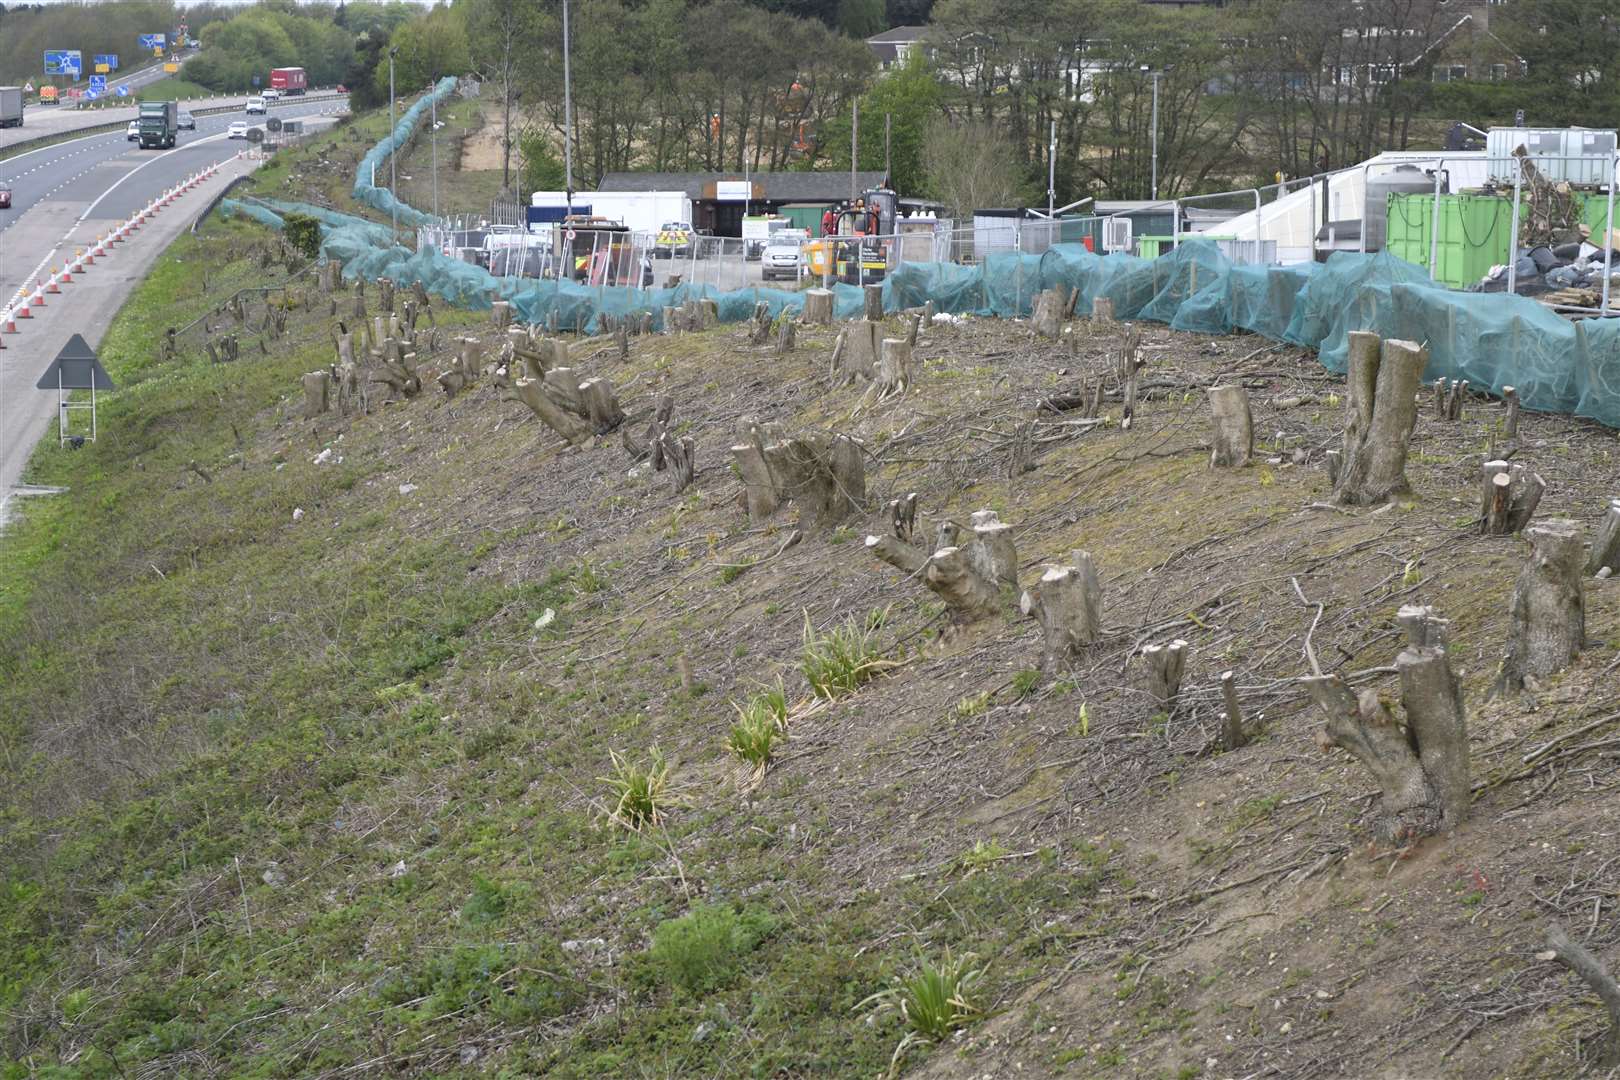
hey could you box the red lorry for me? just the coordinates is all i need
[269,67,307,96]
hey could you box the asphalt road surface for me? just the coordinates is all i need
[0,99,345,526]
[0,86,342,152]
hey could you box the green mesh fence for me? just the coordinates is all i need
[220,83,1620,430]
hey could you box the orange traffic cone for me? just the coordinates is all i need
[46,273,61,294]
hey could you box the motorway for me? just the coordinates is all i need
[0,96,346,525]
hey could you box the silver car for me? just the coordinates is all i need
[760,231,808,282]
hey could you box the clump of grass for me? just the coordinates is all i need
[957,839,1010,874]
[802,611,894,699]
[859,949,985,1076]
[574,557,607,594]
[1011,669,1041,697]
[600,749,671,832]
[955,691,990,719]
[726,681,790,784]
[649,902,778,994]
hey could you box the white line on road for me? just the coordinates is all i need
[76,129,230,225]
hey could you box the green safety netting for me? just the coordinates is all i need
[352,75,459,228]
[221,77,1620,430]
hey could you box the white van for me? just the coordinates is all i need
[244,97,266,115]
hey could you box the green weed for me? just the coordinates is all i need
[802,612,894,699]
[648,902,778,994]
[600,749,671,832]
[859,949,984,1076]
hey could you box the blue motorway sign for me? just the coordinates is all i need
[89,75,106,91]
[44,50,83,76]
[115,85,130,97]
[94,54,120,71]
[84,89,100,100]
[138,33,167,49]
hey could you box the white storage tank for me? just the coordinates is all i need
[1486,127,1617,186]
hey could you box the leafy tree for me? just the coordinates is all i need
[374,5,468,99]
[520,132,567,193]
[817,51,943,195]
[837,0,885,38]
[282,212,323,259]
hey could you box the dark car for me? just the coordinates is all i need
[0,187,11,210]
[178,110,196,130]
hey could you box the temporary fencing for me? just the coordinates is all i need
[212,79,1620,432]
[352,75,459,228]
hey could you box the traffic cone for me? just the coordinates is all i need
[60,266,72,285]
[3,310,17,332]
[45,275,60,295]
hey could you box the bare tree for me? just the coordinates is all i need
[466,0,531,195]
[922,117,1033,220]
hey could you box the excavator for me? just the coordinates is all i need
[809,186,897,285]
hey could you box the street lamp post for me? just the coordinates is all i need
[388,46,399,245]
[1141,65,1162,201]
[562,0,574,217]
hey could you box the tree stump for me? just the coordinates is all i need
[1434,378,1468,420]
[1117,324,1144,429]
[1140,639,1189,713]
[1481,460,1546,535]
[749,301,772,345]
[1092,296,1114,323]
[333,361,363,417]
[1503,519,1586,689]
[301,370,331,418]
[1503,385,1521,440]
[616,323,630,360]
[371,340,422,398]
[378,277,394,313]
[1219,671,1247,750]
[804,288,833,325]
[869,509,1017,627]
[698,298,719,328]
[515,377,597,445]
[493,300,512,329]
[1590,499,1620,577]
[1207,385,1253,468]
[775,319,796,354]
[906,311,922,348]
[1031,287,1065,339]
[1304,603,1469,843]
[1019,550,1102,669]
[873,338,911,399]
[732,429,865,531]
[834,321,882,383]
[862,282,884,323]
[1329,332,1426,505]
[352,293,367,321]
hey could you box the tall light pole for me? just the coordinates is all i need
[562,0,574,216]
[388,46,399,244]
[430,76,439,223]
[1141,65,1165,201]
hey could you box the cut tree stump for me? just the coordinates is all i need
[1092,296,1115,323]
[301,370,331,418]
[492,300,512,329]
[803,288,833,325]
[1329,332,1426,505]
[1220,671,1247,750]
[1304,603,1469,843]
[698,298,719,327]
[1207,385,1253,468]
[1585,499,1620,577]
[1503,385,1521,440]
[1032,287,1066,339]
[869,509,1018,628]
[1503,519,1585,690]
[776,319,796,353]
[873,338,911,398]
[749,301,772,345]
[1481,460,1546,535]
[863,283,884,323]
[731,429,865,531]
[834,320,882,383]
[1019,550,1101,668]
[1140,639,1189,713]
[378,277,394,313]
[1117,324,1144,429]
[515,378,595,445]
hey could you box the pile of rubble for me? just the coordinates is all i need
[1470,237,1620,302]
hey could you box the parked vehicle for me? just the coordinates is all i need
[269,67,307,96]
[555,216,636,284]
[244,97,266,115]
[743,215,790,260]
[177,110,195,130]
[761,230,808,281]
[127,119,140,141]
[654,222,692,258]
[227,121,249,139]
[0,86,23,129]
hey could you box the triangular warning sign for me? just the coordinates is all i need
[23,81,34,93]
[37,334,116,390]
